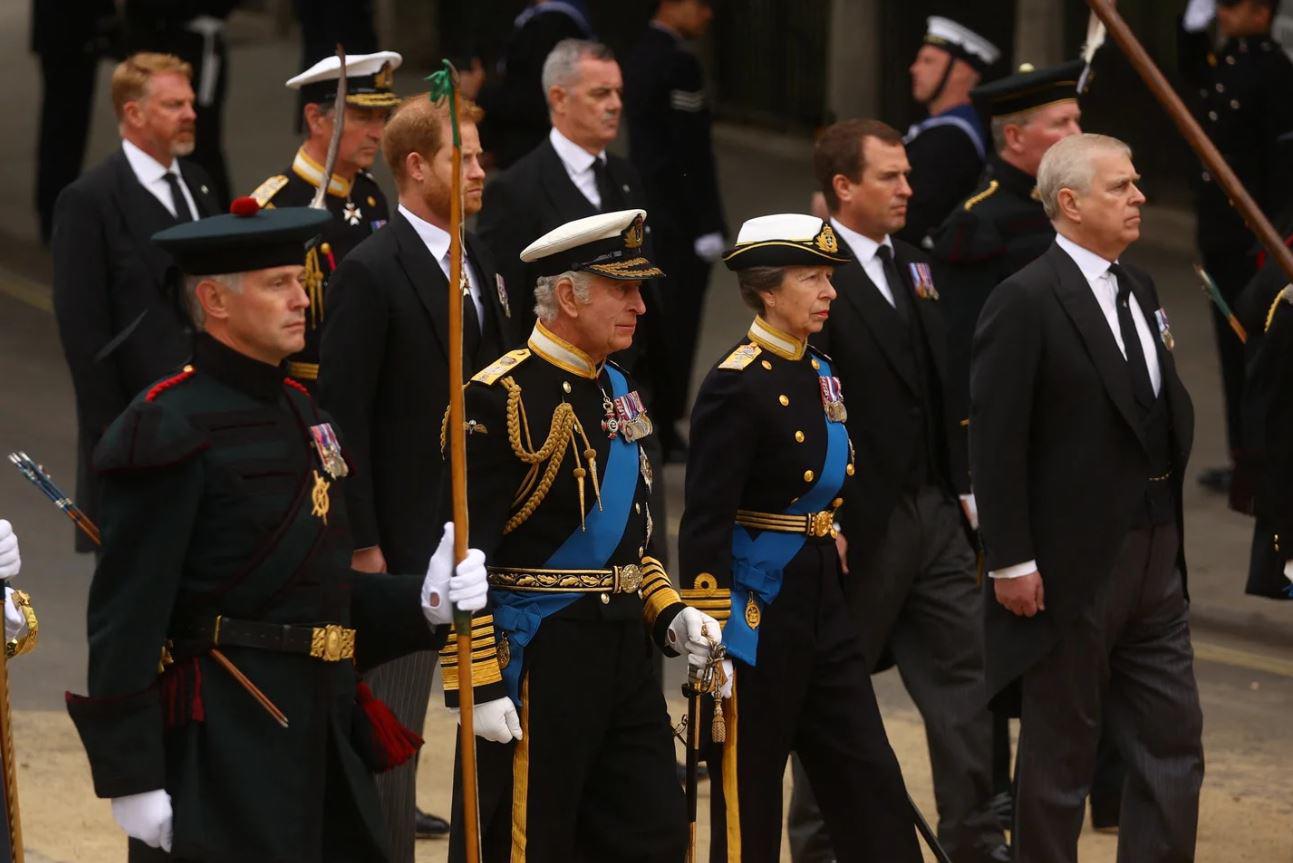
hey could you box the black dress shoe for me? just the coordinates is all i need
[1197,465,1232,493]
[415,809,450,839]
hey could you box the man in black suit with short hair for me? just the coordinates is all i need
[317,92,515,863]
[971,132,1201,862]
[52,52,220,551]
[791,118,1005,863]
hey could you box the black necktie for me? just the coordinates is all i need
[876,245,910,321]
[591,157,621,212]
[448,254,483,364]
[1109,264,1156,409]
[163,172,195,222]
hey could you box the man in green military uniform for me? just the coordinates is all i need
[64,198,490,862]
[248,50,400,390]
[443,209,721,861]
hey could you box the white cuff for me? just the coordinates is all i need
[1283,559,1293,582]
[989,560,1037,579]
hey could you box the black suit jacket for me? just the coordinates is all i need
[477,137,647,332]
[812,235,969,558]
[52,146,219,538]
[970,242,1194,698]
[317,211,517,574]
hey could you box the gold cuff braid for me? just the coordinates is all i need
[439,615,503,690]
[681,573,731,624]
[639,556,682,626]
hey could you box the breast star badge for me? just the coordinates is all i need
[342,202,362,226]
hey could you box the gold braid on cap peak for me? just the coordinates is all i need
[501,377,601,534]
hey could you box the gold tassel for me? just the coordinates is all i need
[712,699,727,743]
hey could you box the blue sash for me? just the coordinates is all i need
[494,364,640,706]
[723,355,849,666]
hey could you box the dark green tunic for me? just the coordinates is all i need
[66,333,444,862]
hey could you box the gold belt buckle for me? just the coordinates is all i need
[311,624,355,662]
[807,510,835,538]
[615,564,643,593]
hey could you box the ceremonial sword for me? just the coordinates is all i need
[309,45,348,212]
[7,452,288,728]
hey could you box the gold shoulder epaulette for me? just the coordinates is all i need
[963,179,1000,211]
[1266,286,1293,333]
[472,349,531,385]
[250,175,289,208]
[718,342,761,371]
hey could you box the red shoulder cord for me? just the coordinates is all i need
[145,367,197,402]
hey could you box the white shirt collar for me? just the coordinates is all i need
[122,138,177,185]
[549,127,602,175]
[528,321,598,379]
[1055,232,1115,283]
[830,217,892,263]
[398,203,452,265]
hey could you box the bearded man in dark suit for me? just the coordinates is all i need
[971,132,1202,862]
[52,52,220,551]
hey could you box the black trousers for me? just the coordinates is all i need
[36,49,99,244]
[1014,523,1203,863]
[706,541,922,863]
[449,616,687,862]
[1202,249,1257,456]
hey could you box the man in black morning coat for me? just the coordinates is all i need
[790,119,1005,863]
[52,52,220,552]
[317,93,516,862]
[970,133,1201,862]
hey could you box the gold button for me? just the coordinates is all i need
[562,381,572,393]
[846,464,855,476]
[635,502,641,514]
[811,358,820,370]
[761,360,772,370]
[803,470,815,482]
[638,546,645,557]
[367,196,377,206]
[832,497,843,508]
[779,395,789,406]
[600,594,610,605]
[320,242,332,255]
[794,430,805,443]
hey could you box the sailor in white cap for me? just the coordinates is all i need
[244,51,402,391]
[899,16,1001,247]
[442,208,720,860]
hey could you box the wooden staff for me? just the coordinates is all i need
[1083,0,1293,285]
[0,631,23,862]
[428,60,482,863]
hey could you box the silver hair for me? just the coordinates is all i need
[1037,132,1132,220]
[532,270,594,323]
[182,272,242,329]
[541,39,615,97]
[989,108,1040,155]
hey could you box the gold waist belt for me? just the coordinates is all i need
[487,564,645,594]
[735,508,838,538]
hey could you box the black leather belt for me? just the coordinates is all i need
[174,615,355,662]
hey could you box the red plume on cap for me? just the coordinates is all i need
[229,196,260,217]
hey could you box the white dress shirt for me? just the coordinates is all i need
[549,127,606,209]
[830,218,896,307]
[398,203,485,328]
[122,139,198,220]
[991,233,1164,580]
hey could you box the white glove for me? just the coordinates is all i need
[111,789,173,852]
[422,523,489,626]
[0,520,20,580]
[667,607,723,667]
[959,494,979,531]
[716,658,734,700]
[1183,0,1216,31]
[4,588,28,642]
[455,695,522,744]
[693,232,726,263]
[1283,559,1292,582]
